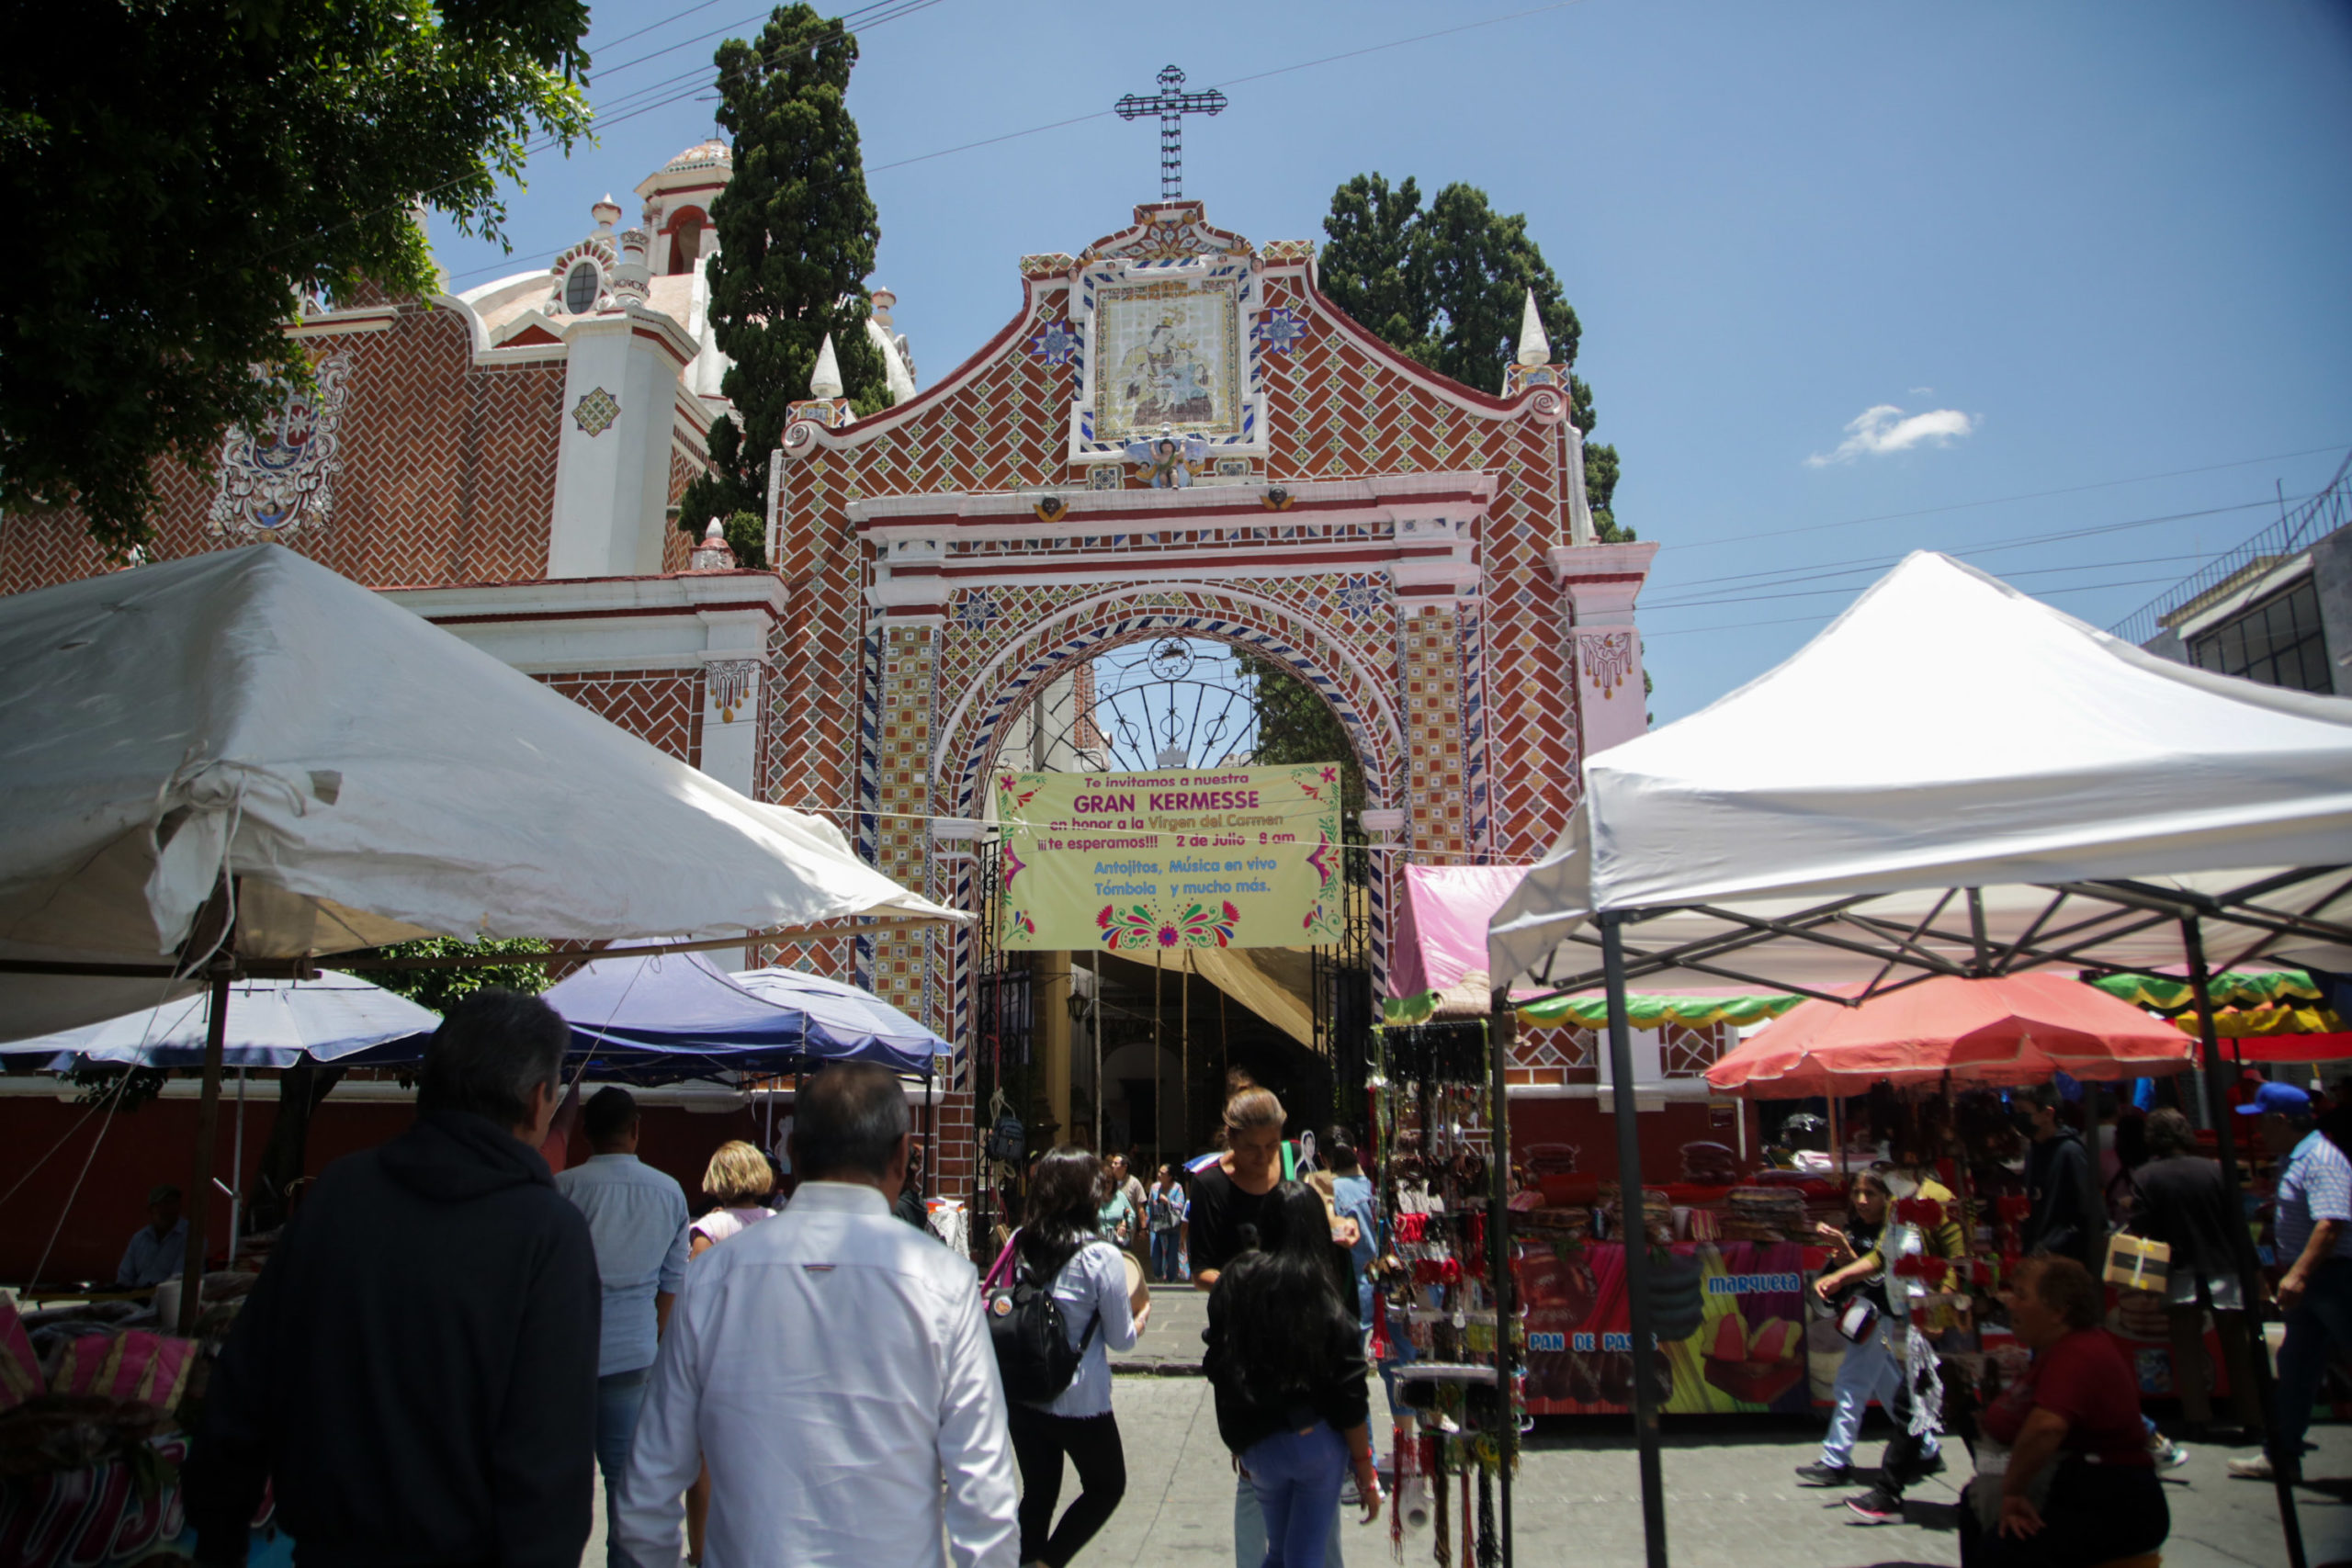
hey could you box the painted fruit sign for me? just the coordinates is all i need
[1517,1240,1826,1415]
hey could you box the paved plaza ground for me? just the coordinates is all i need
[586,1288,2352,1566]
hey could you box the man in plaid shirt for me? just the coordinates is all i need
[2231,1082,2352,1482]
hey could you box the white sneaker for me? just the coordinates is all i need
[2228,1452,2279,1480]
[2151,1435,2190,1470]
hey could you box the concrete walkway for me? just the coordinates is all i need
[586,1285,2352,1567]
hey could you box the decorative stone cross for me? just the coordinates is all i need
[1113,65,1227,200]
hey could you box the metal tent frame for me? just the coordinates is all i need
[1513,864,2352,1568]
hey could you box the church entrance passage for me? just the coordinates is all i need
[963,634,1371,1247]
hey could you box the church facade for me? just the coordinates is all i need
[0,146,1663,1201]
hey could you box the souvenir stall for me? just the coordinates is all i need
[1702,974,2198,1421]
[1365,1006,1520,1568]
[0,547,961,1568]
[1491,552,2352,1568]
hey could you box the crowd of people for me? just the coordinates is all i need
[164,976,2352,1568]
[178,992,1380,1568]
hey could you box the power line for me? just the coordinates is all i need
[1670,442,2351,555]
[1640,494,2304,610]
[1641,574,2201,641]
[453,0,1608,286]
[1644,554,2240,615]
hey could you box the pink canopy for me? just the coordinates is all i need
[1704,973,2195,1098]
[1387,864,1530,999]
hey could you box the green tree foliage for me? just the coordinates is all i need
[367,936,553,1013]
[1320,174,1631,543]
[1238,651,1369,886]
[679,4,888,533]
[1,0,592,553]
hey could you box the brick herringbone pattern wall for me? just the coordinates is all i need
[538,669,702,764]
[2,301,567,594]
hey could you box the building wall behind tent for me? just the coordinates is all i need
[0,1090,762,1286]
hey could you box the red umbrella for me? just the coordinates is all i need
[1705,973,2194,1098]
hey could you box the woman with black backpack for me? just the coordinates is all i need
[1002,1145,1147,1568]
[1204,1179,1381,1566]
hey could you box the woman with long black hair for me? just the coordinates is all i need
[1204,1180,1381,1567]
[1009,1145,1145,1568]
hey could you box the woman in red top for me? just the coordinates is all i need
[1961,1253,2168,1565]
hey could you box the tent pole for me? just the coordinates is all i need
[1487,993,1516,1568]
[227,1066,246,1269]
[1600,912,1669,1568]
[2184,915,2306,1568]
[1153,948,1163,1174]
[1092,953,1103,1155]
[1182,950,1192,1160]
[922,1065,933,1201]
[178,966,232,1337]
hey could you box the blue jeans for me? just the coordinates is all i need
[594,1367,650,1568]
[2272,1257,2352,1471]
[1233,1471,1344,1567]
[1243,1423,1349,1568]
[1152,1228,1184,1280]
[1822,1321,1936,1469]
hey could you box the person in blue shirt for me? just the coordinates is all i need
[2231,1082,2352,1483]
[117,1183,187,1289]
[554,1087,690,1565]
[1326,1140,1378,1330]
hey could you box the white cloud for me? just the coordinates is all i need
[1806,403,1977,467]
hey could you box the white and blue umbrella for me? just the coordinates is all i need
[0,974,438,1069]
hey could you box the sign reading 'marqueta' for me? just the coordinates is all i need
[994,764,1344,951]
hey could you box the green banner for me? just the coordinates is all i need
[995,765,1344,951]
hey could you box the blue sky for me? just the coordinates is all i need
[430,0,2352,724]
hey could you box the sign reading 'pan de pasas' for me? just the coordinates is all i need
[993,764,1343,951]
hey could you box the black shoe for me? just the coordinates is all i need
[1795,1461,1854,1487]
[1913,1451,1946,1479]
[1844,1488,1903,1525]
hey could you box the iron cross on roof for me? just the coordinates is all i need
[1114,65,1227,200]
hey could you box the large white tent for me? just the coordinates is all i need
[1487,552,2352,1568]
[1491,552,2352,998]
[0,545,960,1039]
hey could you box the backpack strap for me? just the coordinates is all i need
[983,1228,1021,1292]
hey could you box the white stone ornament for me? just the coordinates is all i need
[1516,288,1551,367]
[809,333,844,399]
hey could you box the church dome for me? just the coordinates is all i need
[662,140,732,173]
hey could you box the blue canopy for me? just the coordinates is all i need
[534,950,944,1083]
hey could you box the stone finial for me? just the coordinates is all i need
[809,333,844,399]
[870,286,896,328]
[690,515,737,571]
[591,194,622,235]
[1516,288,1551,367]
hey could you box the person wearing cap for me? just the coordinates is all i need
[117,1183,187,1290]
[2229,1081,2352,1482]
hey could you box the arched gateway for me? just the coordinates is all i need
[764,200,1658,1203]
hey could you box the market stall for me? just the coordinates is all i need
[0,546,963,1566]
[1490,551,2352,1568]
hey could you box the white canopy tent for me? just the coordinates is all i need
[0,545,959,1037]
[1487,553,2352,1568]
[0,544,962,1330]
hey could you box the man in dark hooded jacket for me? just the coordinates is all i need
[187,988,598,1568]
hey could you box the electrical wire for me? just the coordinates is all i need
[1640,573,2202,640]
[445,0,1607,286]
[1639,494,2310,611]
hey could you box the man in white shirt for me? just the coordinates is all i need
[553,1087,690,1567]
[616,1063,1018,1568]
